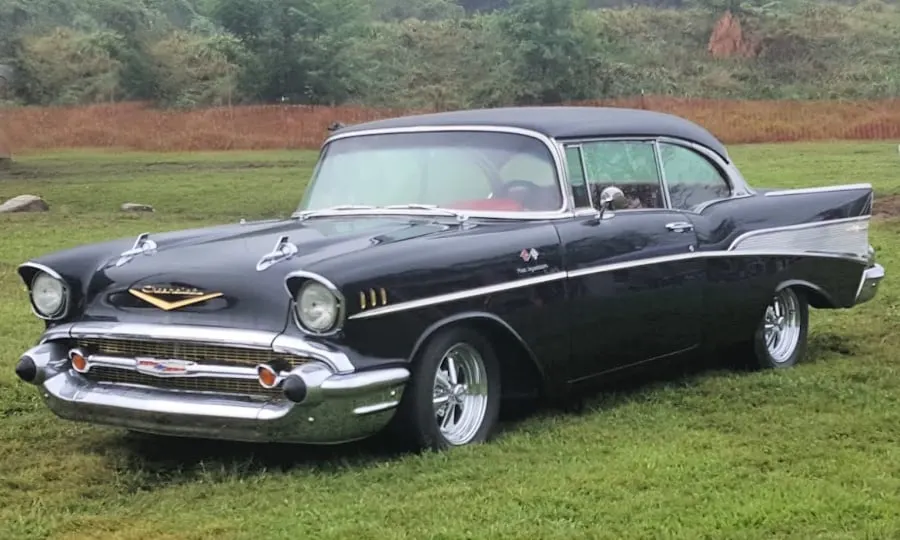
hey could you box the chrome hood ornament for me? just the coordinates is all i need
[256,235,299,271]
[113,233,158,267]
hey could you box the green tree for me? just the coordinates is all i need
[149,30,246,106]
[211,0,369,104]
[495,0,606,104]
[16,27,125,104]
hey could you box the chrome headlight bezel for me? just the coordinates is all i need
[289,275,345,336]
[28,269,70,320]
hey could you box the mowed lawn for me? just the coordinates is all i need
[1,142,899,540]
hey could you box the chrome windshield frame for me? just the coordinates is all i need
[292,125,576,221]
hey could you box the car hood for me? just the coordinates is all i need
[70,217,455,331]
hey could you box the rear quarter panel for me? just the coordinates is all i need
[688,184,873,347]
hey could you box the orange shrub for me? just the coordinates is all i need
[1,97,899,153]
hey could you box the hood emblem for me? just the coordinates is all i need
[114,233,158,267]
[256,235,299,271]
[128,285,223,311]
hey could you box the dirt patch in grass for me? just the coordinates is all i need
[875,194,900,219]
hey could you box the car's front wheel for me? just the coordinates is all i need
[752,287,809,369]
[393,326,501,451]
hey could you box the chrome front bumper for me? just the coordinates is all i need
[855,263,885,305]
[15,323,409,444]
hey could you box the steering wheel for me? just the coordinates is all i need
[492,179,549,211]
[496,179,540,198]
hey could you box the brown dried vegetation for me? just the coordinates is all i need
[1,97,899,153]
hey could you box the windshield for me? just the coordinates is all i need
[297,131,563,214]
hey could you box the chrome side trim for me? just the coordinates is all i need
[348,271,568,320]
[283,270,348,337]
[763,183,873,197]
[348,248,869,321]
[319,124,572,218]
[728,215,870,258]
[60,322,356,374]
[567,249,865,280]
[17,262,73,321]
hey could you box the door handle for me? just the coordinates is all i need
[665,221,694,233]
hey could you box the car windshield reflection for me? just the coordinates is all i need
[296,131,563,215]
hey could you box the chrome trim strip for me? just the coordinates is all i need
[348,271,568,320]
[313,124,572,219]
[284,270,348,337]
[348,247,869,321]
[58,322,356,374]
[652,140,674,210]
[691,193,755,213]
[727,215,870,251]
[567,249,866,280]
[69,322,276,349]
[763,183,873,197]
[17,262,72,321]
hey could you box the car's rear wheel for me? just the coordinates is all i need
[393,326,501,451]
[752,287,809,369]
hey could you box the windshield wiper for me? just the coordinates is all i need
[383,204,469,222]
[293,203,469,222]
[293,204,378,221]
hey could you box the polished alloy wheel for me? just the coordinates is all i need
[764,288,803,363]
[432,342,489,446]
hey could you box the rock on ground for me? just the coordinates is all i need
[121,202,155,212]
[0,194,49,213]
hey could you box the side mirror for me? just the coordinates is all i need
[597,186,626,220]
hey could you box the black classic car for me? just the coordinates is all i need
[14,107,885,451]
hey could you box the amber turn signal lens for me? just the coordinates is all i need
[257,365,280,389]
[69,349,88,373]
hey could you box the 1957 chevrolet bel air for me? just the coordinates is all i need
[13,107,885,451]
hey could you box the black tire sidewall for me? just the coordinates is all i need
[753,288,809,369]
[399,326,502,451]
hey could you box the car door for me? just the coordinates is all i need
[556,140,705,383]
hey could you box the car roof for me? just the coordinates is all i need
[331,106,729,161]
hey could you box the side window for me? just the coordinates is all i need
[564,145,591,208]
[579,141,664,210]
[658,143,731,210]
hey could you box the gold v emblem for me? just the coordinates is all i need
[128,289,224,311]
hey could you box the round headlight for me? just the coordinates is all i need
[31,272,67,317]
[295,281,340,333]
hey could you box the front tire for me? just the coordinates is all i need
[752,287,809,369]
[394,326,501,451]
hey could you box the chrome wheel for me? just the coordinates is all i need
[764,288,803,363]
[432,342,489,446]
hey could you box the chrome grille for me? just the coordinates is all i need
[76,338,306,368]
[75,338,308,397]
[84,367,278,397]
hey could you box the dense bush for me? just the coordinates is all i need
[2,0,899,108]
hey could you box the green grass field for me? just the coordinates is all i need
[1,142,899,539]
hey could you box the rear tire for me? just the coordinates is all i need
[751,287,809,369]
[393,326,501,451]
